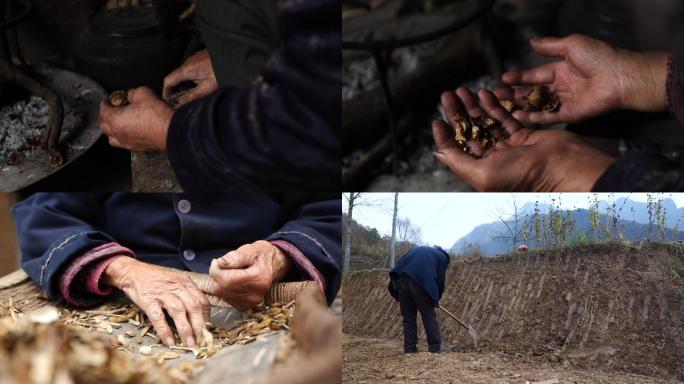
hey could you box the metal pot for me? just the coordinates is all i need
[74,5,188,93]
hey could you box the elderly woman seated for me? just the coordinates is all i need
[12,193,341,349]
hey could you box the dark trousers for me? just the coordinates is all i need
[395,275,442,352]
[196,0,281,87]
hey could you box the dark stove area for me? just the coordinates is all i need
[0,0,195,192]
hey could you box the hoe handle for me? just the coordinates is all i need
[439,305,470,330]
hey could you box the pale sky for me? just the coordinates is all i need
[342,193,684,248]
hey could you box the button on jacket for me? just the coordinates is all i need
[13,193,341,304]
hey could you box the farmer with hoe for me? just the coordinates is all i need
[388,245,451,354]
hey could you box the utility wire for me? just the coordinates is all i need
[418,197,455,228]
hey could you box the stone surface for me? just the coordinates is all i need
[131,152,181,192]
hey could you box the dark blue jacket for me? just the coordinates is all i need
[13,193,341,305]
[167,0,340,192]
[388,246,450,306]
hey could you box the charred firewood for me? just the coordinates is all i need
[50,150,63,167]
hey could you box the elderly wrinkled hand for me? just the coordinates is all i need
[162,49,218,107]
[497,34,668,125]
[103,256,210,347]
[432,87,614,191]
[208,240,292,311]
[99,87,173,152]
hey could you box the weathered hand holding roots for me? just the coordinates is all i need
[452,115,501,154]
[451,100,515,155]
[451,87,560,154]
[103,301,295,356]
[0,274,312,383]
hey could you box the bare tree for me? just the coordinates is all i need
[343,193,362,272]
[492,195,530,252]
[397,217,422,245]
[389,192,398,268]
[343,193,388,271]
[387,194,423,268]
[395,217,423,257]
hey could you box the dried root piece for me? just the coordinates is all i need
[524,85,560,112]
[201,327,214,357]
[109,306,139,323]
[451,115,501,155]
[453,118,470,143]
[109,90,129,107]
[2,296,299,380]
[500,99,515,112]
[137,324,151,344]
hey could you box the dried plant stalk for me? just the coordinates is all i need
[0,305,187,383]
[0,287,300,383]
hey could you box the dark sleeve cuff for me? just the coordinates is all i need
[269,239,326,295]
[667,53,684,125]
[266,226,340,305]
[58,242,135,307]
[593,151,684,192]
[166,89,255,193]
[23,230,116,304]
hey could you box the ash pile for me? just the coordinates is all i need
[0,96,48,167]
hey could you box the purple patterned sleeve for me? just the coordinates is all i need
[269,239,326,295]
[667,54,684,125]
[58,242,135,307]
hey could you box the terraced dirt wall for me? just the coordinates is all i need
[342,243,684,379]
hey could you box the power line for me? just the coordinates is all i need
[418,198,455,228]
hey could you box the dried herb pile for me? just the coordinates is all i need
[452,115,501,154]
[451,86,561,154]
[451,98,515,155]
[0,297,296,383]
[0,300,186,383]
[70,301,295,359]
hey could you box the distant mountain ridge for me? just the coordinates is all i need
[451,198,684,256]
[597,197,681,225]
[517,198,682,227]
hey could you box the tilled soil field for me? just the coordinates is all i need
[343,243,684,381]
[343,334,680,384]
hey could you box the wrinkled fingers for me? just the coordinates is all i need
[478,89,524,135]
[161,293,197,347]
[141,301,175,347]
[178,281,211,341]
